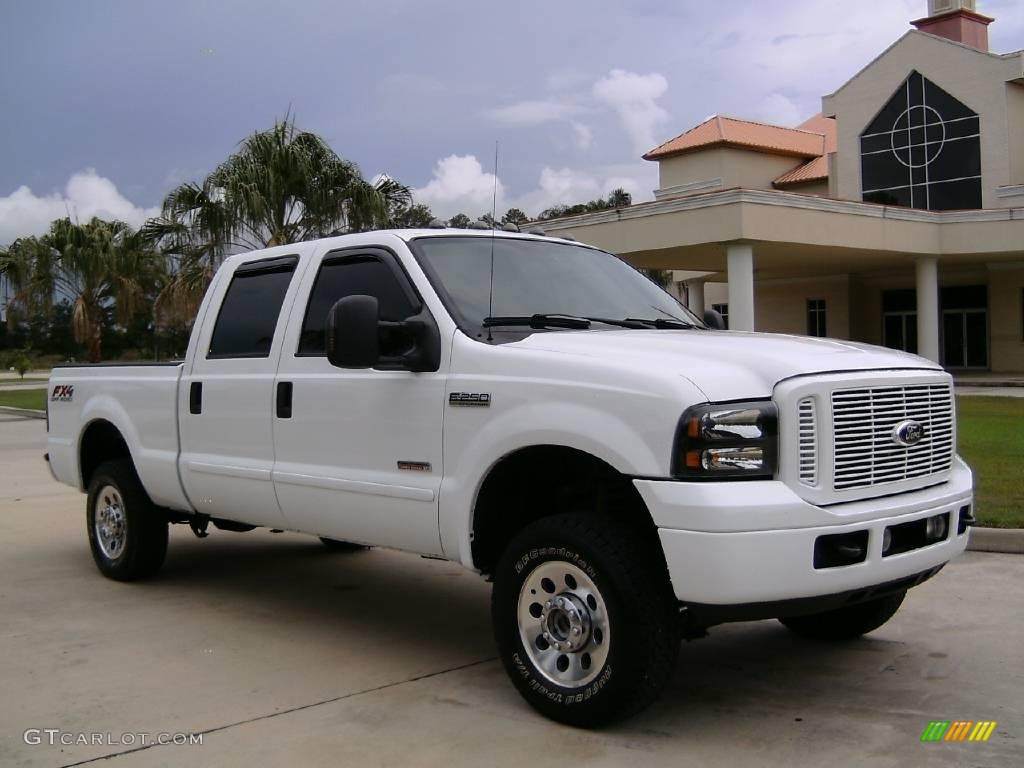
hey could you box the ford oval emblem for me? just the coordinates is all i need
[892,419,925,447]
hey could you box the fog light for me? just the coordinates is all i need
[925,514,949,542]
[882,528,893,555]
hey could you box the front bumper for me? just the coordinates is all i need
[634,457,973,606]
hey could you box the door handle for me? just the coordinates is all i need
[276,381,293,419]
[189,382,203,414]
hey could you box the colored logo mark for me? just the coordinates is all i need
[920,721,997,742]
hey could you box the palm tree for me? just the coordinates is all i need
[144,115,411,320]
[607,188,632,208]
[1,218,160,362]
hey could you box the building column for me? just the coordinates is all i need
[915,256,940,363]
[686,278,705,316]
[726,243,755,331]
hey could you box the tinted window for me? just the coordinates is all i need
[299,256,416,355]
[208,258,297,358]
[860,71,981,211]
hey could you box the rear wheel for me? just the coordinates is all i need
[86,460,168,581]
[778,591,906,641]
[492,512,679,727]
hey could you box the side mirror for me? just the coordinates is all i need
[703,308,726,330]
[326,295,379,368]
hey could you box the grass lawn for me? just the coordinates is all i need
[0,388,47,411]
[956,396,1024,528]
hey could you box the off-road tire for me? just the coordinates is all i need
[492,512,679,727]
[779,591,906,641]
[86,459,168,581]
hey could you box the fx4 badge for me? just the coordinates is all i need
[449,392,490,407]
[51,385,74,402]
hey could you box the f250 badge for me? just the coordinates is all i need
[449,392,490,407]
[51,385,74,402]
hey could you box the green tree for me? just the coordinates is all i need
[447,213,472,228]
[392,202,435,228]
[143,115,411,321]
[477,213,496,228]
[0,218,160,362]
[501,208,530,227]
[13,348,31,378]
[537,189,634,221]
[607,188,632,208]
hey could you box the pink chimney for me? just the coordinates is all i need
[911,0,994,51]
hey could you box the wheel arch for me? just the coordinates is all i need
[78,418,134,491]
[469,444,664,577]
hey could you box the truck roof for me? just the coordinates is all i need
[218,228,598,269]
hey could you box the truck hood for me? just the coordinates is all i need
[511,329,942,401]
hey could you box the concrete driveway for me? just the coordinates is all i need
[1,413,1021,767]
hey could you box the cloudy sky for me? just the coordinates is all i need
[1,0,1020,244]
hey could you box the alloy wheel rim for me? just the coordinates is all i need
[517,560,611,688]
[94,485,127,560]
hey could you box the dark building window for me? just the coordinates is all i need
[711,303,729,329]
[860,71,981,211]
[807,299,827,337]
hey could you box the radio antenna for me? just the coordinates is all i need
[486,140,499,342]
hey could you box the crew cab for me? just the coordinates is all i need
[46,229,974,726]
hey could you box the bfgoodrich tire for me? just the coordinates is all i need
[86,459,168,581]
[778,591,906,641]
[492,513,679,727]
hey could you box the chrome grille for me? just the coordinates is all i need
[830,384,954,491]
[798,397,817,485]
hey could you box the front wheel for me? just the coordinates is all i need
[492,513,679,727]
[86,460,168,581]
[778,591,906,641]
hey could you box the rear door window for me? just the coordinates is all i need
[207,256,299,358]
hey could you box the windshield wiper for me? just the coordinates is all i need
[483,313,591,329]
[624,317,696,329]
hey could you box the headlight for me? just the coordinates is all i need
[672,400,778,479]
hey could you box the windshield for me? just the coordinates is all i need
[413,236,701,332]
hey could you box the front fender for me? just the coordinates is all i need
[437,398,665,567]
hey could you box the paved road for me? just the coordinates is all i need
[1,414,1021,767]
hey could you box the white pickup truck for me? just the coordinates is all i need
[46,229,974,726]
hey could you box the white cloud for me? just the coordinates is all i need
[0,170,160,246]
[485,99,586,126]
[412,153,657,221]
[413,155,504,218]
[592,69,670,156]
[571,122,594,151]
[752,93,803,127]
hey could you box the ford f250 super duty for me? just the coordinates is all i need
[46,229,974,726]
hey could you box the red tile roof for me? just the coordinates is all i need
[772,115,837,187]
[642,115,826,161]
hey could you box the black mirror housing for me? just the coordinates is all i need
[327,295,380,368]
[703,308,726,330]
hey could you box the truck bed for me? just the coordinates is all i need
[46,362,191,511]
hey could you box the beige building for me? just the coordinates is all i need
[540,0,1024,372]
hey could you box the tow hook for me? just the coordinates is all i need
[189,515,210,539]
